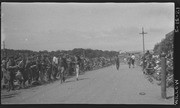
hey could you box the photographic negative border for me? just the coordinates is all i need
[0,0,179,108]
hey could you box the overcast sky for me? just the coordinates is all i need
[1,3,174,52]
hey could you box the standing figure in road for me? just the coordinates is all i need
[75,55,81,81]
[127,54,132,68]
[115,55,120,70]
[52,56,58,80]
[131,54,135,68]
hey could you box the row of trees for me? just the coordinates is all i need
[1,48,119,59]
[153,31,174,55]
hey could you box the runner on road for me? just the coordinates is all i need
[131,54,135,68]
[127,54,132,68]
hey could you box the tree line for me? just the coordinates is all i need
[1,48,119,59]
[153,31,174,55]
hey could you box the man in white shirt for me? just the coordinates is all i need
[52,56,58,80]
[53,56,58,64]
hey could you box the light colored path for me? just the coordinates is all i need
[1,64,174,104]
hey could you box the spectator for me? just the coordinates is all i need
[6,56,18,91]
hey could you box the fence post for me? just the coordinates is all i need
[161,54,166,99]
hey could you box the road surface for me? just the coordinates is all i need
[1,64,174,104]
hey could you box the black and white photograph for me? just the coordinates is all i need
[1,3,175,104]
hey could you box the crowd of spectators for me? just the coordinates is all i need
[139,50,173,87]
[1,52,114,91]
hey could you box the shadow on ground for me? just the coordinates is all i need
[1,91,19,99]
[65,77,89,83]
[166,96,174,100]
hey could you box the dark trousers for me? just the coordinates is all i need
[132,59,135,67]
[60,66,67,83]
[52,66,58,80]
[128,62,131,68]
[116,62,119,70]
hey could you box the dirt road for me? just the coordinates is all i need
[1,64,174,104]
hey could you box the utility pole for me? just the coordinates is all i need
[139,27,147,71]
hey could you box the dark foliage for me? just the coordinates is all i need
[153,31,174,55]
[1,48,118,59]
